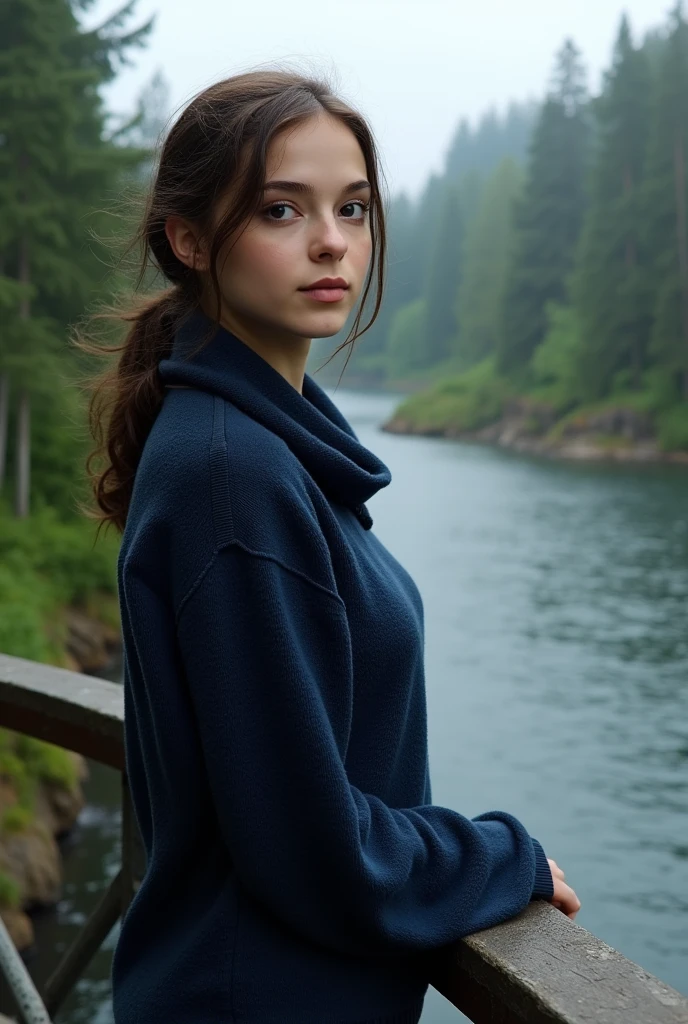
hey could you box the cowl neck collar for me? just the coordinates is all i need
[158,309,391,529]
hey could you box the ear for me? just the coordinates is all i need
[164,215,210,272]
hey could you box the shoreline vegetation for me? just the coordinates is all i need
[378,372,688,465]
[0,505,123,953]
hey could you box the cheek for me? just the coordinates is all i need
[351,231,373,276]
[221,231,295,294]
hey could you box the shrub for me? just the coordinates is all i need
[656,405,688,452]
[393,358,511,433]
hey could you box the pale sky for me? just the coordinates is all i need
[86,0,668,201]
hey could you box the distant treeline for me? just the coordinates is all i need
[314,7,688,449]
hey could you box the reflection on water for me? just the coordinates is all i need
[11,390,688,1022]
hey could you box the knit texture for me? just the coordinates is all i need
[111,309,554,1024]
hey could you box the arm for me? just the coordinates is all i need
[176,543,553,960]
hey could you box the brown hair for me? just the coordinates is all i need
[73,68,388,536]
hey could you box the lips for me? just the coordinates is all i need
[299,277,349,303]
[300,278,348,290]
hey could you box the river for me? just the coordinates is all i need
[18,389,688,1022]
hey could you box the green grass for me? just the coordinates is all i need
[391,358,512,433]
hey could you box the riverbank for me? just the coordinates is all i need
[382,393,688,464]
[0,502,123,955]
[0,604,122,955]
[0,605,122,956]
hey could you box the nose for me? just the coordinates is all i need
[308,212,348,262]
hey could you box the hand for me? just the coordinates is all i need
[547,858,581,921]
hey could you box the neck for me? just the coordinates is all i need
[201,301,311,396]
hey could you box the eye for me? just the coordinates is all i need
[341,200,370,219]
[264,202,298,221]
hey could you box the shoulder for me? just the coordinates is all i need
[218,399,336,591]
[128,389,336,597]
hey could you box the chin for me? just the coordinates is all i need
[305,313,352,339]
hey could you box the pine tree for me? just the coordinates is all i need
[572,15,652,398]
[444,103,538,180]
[421,183,463,367]
[645,3,688,398]
[0,0,151,517]
[497,39,590,377]
[456,158,523,366]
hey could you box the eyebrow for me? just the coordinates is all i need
[262,179,371,195]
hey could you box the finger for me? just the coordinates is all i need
[547,859,565,880]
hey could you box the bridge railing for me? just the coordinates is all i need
[1,651,687,1024]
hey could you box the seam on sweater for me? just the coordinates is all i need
[175,538,345,626]
[210,394,234,548]
[175,552,220,625]
[221,537,345,606]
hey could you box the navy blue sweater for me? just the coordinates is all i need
[112,309,554,1024]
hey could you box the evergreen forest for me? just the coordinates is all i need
[313,7,688,453]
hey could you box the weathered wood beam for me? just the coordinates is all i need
[427,900,688,1023]
[0,653,123,770]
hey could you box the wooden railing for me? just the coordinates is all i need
[1,651,687,1024]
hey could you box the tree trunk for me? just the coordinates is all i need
[15,234,31,519]
[15,390,30,519]
[0,373,8,494]
[673,131,688,400]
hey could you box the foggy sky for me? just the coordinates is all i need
[87,0,668,200]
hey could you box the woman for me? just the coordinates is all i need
[78,69,580,1024]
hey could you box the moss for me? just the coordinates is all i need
[14,736,78,790]
[545,397,653,442]
[0,870,21,910]
[1,805,33,835]
[589,433,634,450]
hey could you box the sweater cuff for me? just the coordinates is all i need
[530,838,554,901]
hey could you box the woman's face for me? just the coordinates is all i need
[203,112,374,348]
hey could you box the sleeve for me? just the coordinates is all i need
[176,543,553,960]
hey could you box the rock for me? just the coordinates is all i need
[33,772,86,839]
[64,607,121,674]
[0,779,18,819]
[560,406,654,441]
[0,907,34,952]
[0,822,62,909]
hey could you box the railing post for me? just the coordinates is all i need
[0,912,52,1023]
